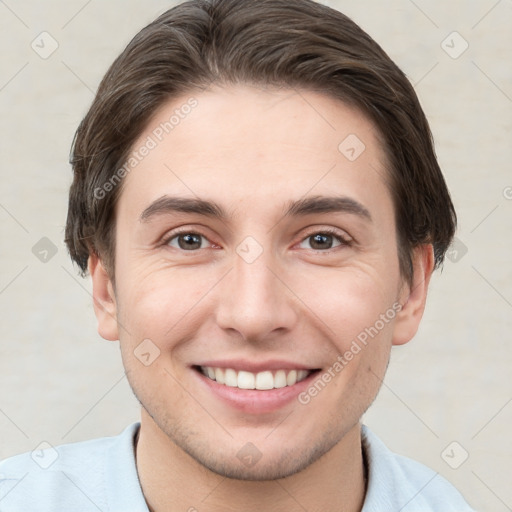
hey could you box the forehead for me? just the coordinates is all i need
[117,84,391,220]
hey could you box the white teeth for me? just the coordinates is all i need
[238,370,255,389]
[297,370,308,381]
[255,371,274,390]
[286,370,297,386]
[224,368,238,387]
[274,370,287,388]
[214,368,225,385]
[200,366,312,390]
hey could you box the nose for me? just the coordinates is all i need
[214,244,299,343]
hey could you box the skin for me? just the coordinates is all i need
[89,84,433,512]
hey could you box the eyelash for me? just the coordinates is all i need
[161,227,353,253]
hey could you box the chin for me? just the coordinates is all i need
[185,447,320,481]
[168,424,339,482]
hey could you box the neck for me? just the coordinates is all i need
[135,409,367,512]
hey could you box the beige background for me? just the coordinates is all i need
[0,1,511,510]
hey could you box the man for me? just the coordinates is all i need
[0,0,475,510]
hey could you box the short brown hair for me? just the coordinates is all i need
[65,0,456,285]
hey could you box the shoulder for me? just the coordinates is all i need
[361,425,476,512]
[0,423,143,511]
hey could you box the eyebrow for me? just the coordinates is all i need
[283,195,371,221]
[140,196,228,222]
[139,194,372,223]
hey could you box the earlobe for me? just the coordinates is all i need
[88,254,119,341]
[392,244,435,346]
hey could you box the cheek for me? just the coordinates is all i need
[115,264,217,350]
[298,265,398,347]
[292,264,399,409]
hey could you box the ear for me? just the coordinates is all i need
[88,253,119,341]
[392,244,435,346]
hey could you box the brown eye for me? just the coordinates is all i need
[309,233,337,250]
[298,229,351,251]
[166,232,206,251]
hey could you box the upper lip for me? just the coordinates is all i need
[194,359,319,373]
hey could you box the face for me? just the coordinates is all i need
[91,84,431,480]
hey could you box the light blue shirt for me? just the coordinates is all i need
[0,423,475,511]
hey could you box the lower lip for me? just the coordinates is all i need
[192,368,320,414]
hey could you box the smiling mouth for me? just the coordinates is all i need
[194,366,320,390]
